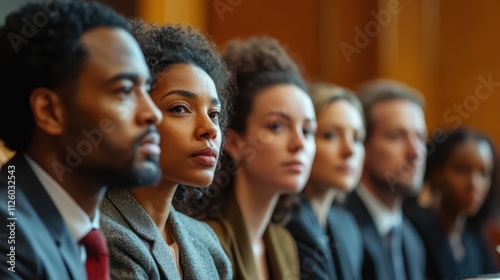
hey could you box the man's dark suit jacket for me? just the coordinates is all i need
[343,191,425,280]
[404,203,497,280]
[0,154,86,279]
[286,195,363,280]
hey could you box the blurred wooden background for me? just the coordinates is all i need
[2,0,500,158]
[113,0,500,145]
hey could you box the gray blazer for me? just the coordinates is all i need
[100,189,232,280]
[0,154,86,280]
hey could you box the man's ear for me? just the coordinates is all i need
[30,87,67,136]
[224,129,243,161]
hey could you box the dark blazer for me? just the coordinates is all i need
[100,189,232,280]
[286,195,363,280]
[207,195,300,280]
[0,154,86,280]
[343,191,425,280]
[404,203,497,280]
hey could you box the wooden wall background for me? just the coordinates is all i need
[132,0,500,145]
[2,0,499,161]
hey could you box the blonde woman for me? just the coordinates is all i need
[286,84,365,280]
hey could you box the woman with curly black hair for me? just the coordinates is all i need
[404,128,498,280]
[100,19,233,279]
[197,37,317,280]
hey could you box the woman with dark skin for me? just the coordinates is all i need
[100,20,233,279]
[405,128,498,280]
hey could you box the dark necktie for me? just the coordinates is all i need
[385,226,407,280]
[79,228,110,280]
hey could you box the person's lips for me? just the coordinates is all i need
[191,147,218,167]
[336,164,355,174]
[282,160,305,173]
[138,132,161,156]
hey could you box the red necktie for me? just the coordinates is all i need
[79,229,110,280]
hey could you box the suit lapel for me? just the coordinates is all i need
[168,207,202,280]
[225,195,260,280]
[362,225,392,280]
[105,189,179,280]
[59,233,87,280]
[346,192,392,280]
[264,223,300,280]
[328,208,354,280]
[290,197,332,261]
[402,219,428,280]
[12,154,85,280]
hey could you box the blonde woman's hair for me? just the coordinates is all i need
[309,83,364,123]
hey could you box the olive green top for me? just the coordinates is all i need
[207,195,300,280]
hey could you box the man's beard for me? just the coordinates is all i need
[367,167,422,198]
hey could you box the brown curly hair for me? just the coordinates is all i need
[184,37,307,223]
[129,19,233,201]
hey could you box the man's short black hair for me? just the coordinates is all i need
[0,0,130,152]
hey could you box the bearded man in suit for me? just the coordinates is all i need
[0,1,162,279]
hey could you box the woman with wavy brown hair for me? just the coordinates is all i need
[195,37,317,280]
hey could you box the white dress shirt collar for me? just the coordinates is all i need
[24,154,99,242]
[357,183,402,237]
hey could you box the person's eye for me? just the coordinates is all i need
[115,85,134,95]
[169,105,189,114]
[324,132,337,140]
[387,132,404,140]
[268,122,284,132]
[209,110,221,122]
[354,134,365,143]
[302,128,314,137]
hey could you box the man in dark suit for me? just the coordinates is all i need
[0,1,162,279]
[344,80,427,280]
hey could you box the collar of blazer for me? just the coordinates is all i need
[3,153,85,280]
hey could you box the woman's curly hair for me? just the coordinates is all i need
[223,37,307,134]
[129,19,233,202]
[185,37,306,223]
